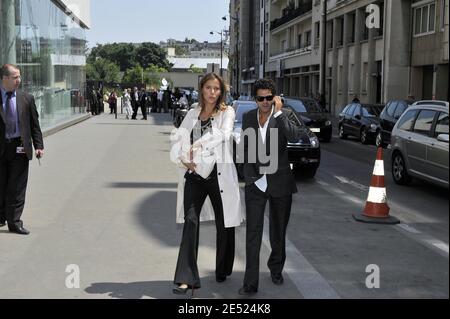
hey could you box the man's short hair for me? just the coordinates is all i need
[0,64,19,79]
[253,78,277,97]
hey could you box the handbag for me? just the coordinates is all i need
[191,145,216,179]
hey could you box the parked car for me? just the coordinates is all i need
[338,103,384,144]
[377,100,413,148]
[391,101,449,188]
[233,101,321,178]
[283,97,333,142]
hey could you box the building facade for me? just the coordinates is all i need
[229,0,449,115]
[0,0,90,129]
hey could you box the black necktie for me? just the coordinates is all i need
[5,91,16,137]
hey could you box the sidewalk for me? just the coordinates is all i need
[0,112,303,299]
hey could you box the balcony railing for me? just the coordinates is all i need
[270,0,313,31]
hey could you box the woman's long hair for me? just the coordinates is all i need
[198,73,228,114]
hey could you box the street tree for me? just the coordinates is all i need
[86,58,121,83]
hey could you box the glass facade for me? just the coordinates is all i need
[0,0,88,130]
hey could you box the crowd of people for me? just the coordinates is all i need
[88,86,197,120]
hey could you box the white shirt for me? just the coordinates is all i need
[254,107,283,192]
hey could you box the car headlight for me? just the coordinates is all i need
[309,136,320,148]
[325,121,332,127]
[370,124,378,132]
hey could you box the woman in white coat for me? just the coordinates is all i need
[170,73,244,295]
[123,89,133,119]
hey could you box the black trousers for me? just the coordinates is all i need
[140,104,147,119]
[243,183,292,290]
[131,102,140,119]
[174,169,235,288]
[0,139,30,228]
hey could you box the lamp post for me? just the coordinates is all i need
[210,30,224,77]
[320,0,328,111]
[223,15,240,95]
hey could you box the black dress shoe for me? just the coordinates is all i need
[8,226,30,235]
[216,275,227,283]
[173,285,196,297]
[271,273,284,285]
[238,286,257,296]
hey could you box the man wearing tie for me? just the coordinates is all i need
[0,64,44,235]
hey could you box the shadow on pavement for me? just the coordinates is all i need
[108,182,178,189]
[135,191,183,247]
[85,272,301,299]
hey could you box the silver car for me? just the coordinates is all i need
[391,101,449,188]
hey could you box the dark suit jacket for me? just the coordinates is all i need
[0,90,44,160]
[241,107,305,198]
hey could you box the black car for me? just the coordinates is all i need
[377,100,413,148]
[338,103,384,144]
[283,97,333,142]
[233,101,321,178]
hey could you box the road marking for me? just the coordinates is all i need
[316,177,448,259]
[432,243,449,254]
[335,176,369,191]
[262,216,341,299]
[397,224,422,234]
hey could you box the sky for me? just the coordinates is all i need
[86,0,230,47]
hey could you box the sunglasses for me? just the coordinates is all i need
[255,95,275,102]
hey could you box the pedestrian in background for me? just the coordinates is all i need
[0,64,44,235]
[170,73,244,296]
[123,89,132,119]
[131,87,140,120]
[139,88,148,120]
[238,78,305,295]
[108,90,117,114]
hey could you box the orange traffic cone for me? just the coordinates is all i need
[353,147,400,225]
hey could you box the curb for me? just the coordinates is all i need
[42,113,92,138]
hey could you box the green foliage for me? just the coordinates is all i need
[123,64,169,86]
[86,58,121,82]
[174,45,190,56]
[88,42,172,72]
[188,64,203,74]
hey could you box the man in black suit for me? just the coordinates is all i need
[238,78,305,295]
[0,64,44,235]
[131,87,140,120]
[138,88,148,120]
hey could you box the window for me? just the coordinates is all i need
[347,104,357,116]
[341,105,350,114]
[386,102,399,117]
[338,66,343,92]
[441,0,446,30]
[315,22,320,39]
[349,64,354,92]
[434,112,449,137]
[398,110,418,131]
[393,103,408,120]
[306,31,311,46]
[298,34,302,48]
[414,2,436,36]
[414,110,437,136]
[362,62,368,92]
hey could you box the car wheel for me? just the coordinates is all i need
[322,134,332,143]
[303,168,317,178]
[360,128,369,145]
[339,126,347,139]
[392,152,412,185]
